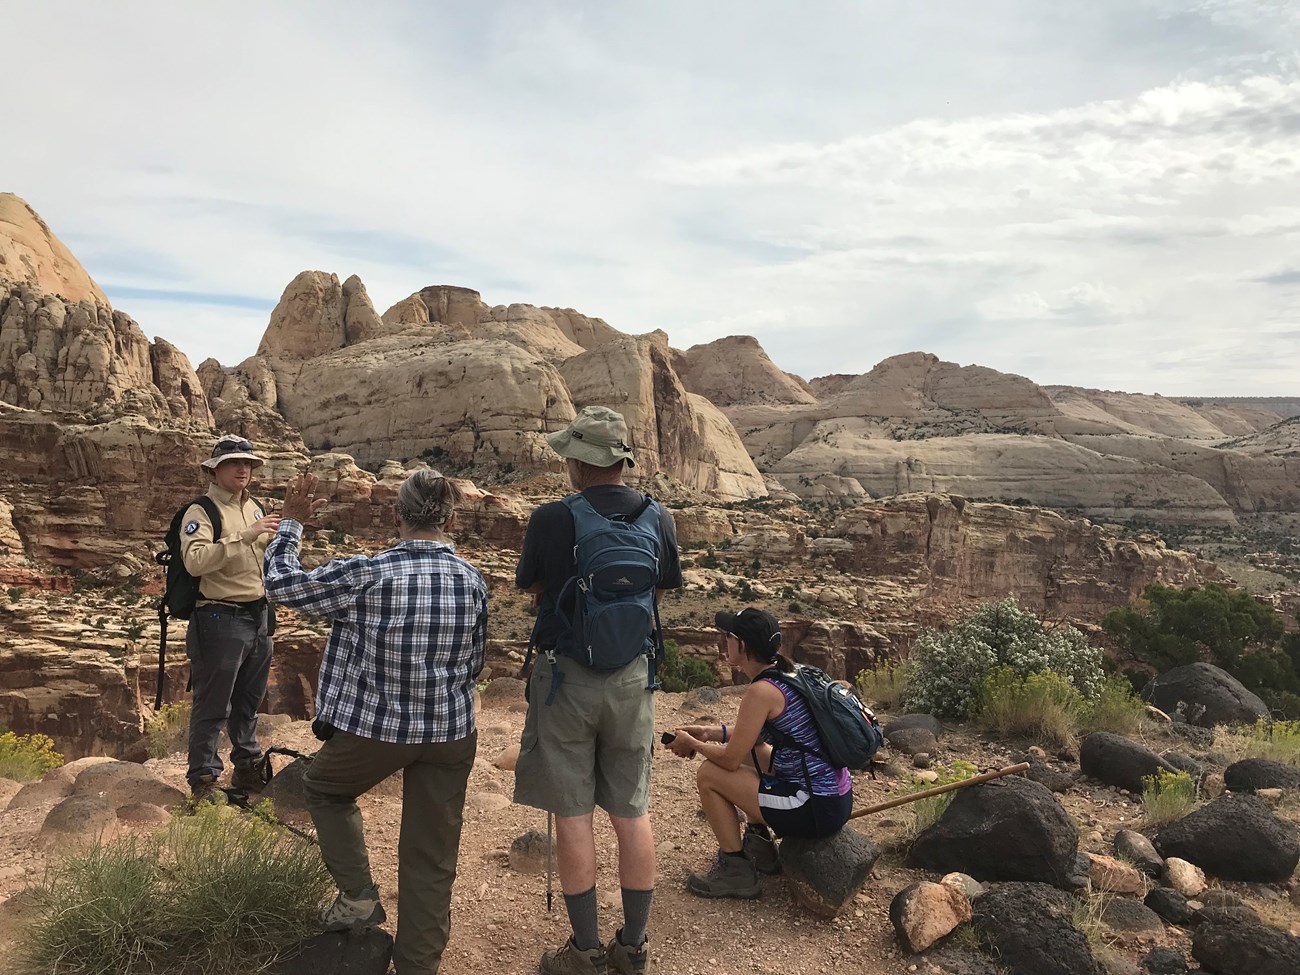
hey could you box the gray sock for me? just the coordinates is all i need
[620,888,653,948]
[563,886,600,951]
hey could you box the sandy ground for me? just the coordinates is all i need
[2,689,1298,975]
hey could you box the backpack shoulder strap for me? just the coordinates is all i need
[194,495,223,541]
[560,492,608,540]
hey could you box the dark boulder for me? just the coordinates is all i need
[972,882,1101,975]
[908,776,1079,888]
[780,827,880,918]
[1101,897,1164,933]
[887,726,939,757]
[1145,887,1195,926]
[1020,753,1075,794]
[1141,947,1188,974]
[1224,758,1300,793]
[274,928,393,975]
[1192,921,1300,975]
[1155,794,1300,883]
[1079,732,1179,794]
[1115,829,1164,878]
[883,714,944,739]
[1194,904,1262,926]
[1145,663,1269,728]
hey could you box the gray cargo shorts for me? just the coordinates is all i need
[513,653,655,818]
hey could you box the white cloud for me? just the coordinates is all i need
[4,0,1300,394]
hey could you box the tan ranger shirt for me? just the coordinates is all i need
[180,485,272,603]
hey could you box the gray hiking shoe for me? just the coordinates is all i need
[743,823,781,875]
[540,937,607,975]
[320,885,387,932]
[686,850,762,899]
[606,930,650,975]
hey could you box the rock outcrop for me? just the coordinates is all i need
[0,193,107,304]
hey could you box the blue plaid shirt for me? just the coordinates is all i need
[264,520,488,744]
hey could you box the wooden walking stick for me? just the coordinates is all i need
[850,762,1030,820]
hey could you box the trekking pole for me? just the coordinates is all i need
[546,812,554,912]
[849,762,1030,820]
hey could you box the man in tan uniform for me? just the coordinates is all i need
[180,436,281,799]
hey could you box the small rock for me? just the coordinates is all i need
[888,727,939,757]
[884,714,944,740]
[912,753,932,769]
[261,758,312,826]
[1145,887,1195,926]
[466,792,510,814]
[939,872,985,900]
[1194,904,1262,926]
[38,795,117,850]
[1115,829,1164,878]
[492,745,520,772]
[273,927,393,975]
[1087,853,1145,894]
[1164,858,1207,897]
[912,770,940,783]
[1140,946,1188,974]
[509,830,552,873]
[115,802,172,827]
[1102,897,1164,933]
[479,678,527,706]
[890,881,972,952]
[0,777,22,812]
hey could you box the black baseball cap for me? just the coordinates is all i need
[715,608,782,661]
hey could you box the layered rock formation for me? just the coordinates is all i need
[210,272,767,500]
[694,350,1296,524]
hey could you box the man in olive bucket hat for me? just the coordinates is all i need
[180,435,282,800]
[515,407,684,975]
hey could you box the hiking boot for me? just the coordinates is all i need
[743,822,781,875]
[606,929,650,975]
[189,773,221,805]
[686,850,762,899]
[320,885,387,932]
[230,761,265,794]
[540,936,608,975]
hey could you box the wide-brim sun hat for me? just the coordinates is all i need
[716,608,782,660]
[547,406,636,468]
[201,436,265,470]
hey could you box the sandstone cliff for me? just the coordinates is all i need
[0,193,107,304]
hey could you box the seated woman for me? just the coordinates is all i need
[666,607,853,899]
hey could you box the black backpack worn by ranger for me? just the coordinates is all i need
[152,495,263,708]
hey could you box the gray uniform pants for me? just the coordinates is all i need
[186,603,272,784]
[304,730,477,975]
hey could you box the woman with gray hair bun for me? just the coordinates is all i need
[396,468,462,532]
[264,468,487,973]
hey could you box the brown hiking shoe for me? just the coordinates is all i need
[686,851,762,899]
[540,937,608,975]
[743,823,781,875]
[230,762,266,794]
[606,930,649,975]
[189,773,221,805]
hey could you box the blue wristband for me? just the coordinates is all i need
[721,723,728,744]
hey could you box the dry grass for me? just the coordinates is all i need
[1141,769,1200,828]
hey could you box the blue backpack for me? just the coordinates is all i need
[553,494,665,676]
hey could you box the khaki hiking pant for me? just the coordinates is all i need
[304,729,477,975]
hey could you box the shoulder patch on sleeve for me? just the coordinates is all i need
[184,520,200,535]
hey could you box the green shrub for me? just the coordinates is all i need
[0,731,64,782]
[1218,719,1300,765]
[7,586,22,602]
[659,640,717,693]
[15,803,332,975]
[1141,769,1199,827]
[855,661,911,711]
[1084,675,1148,736]
[145,703,191,760]
[902,597,1104,719]
[974,668,1086,750]
[904,760,978,842]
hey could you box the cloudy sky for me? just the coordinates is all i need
[8,0,1300,395]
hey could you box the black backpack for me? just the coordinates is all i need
[763,664,884,772]
[152,495,262,707]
